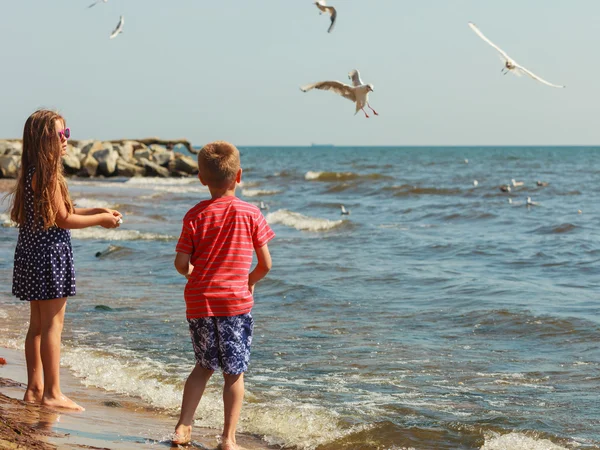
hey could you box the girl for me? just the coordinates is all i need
[9,109,122,411]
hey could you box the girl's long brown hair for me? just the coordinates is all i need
[9,109,73,230]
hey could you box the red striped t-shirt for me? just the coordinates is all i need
[176,196,275,318]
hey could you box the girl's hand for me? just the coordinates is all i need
[100,213,121,229]
[248,284,255,295]
[103,209,123,219]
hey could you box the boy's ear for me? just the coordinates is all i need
[236,168,242,184]
[198,172,208,186]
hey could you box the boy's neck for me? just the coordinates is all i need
[209,186,237,199]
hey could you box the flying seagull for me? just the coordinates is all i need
[468,22,565,88]
[300,69,378,118]
[88,0,108,8]
[109,15,124,39]
[314,0,337,33]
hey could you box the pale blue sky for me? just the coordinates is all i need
[0,1,598,146]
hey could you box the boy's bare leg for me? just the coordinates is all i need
[221,372,244,450]
[173,364,214,444]
[39,298,84,411]
[23,301,43,403]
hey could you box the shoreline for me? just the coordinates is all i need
[0,347,275,449]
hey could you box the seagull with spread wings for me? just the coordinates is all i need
[88,0,108,8]
[300,69,378,118]
[468,22,565,88]
[314,0,337,33]
[109,16,124,39]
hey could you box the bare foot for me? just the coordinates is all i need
[172,424,192,445]
[219,437,239,450]
[23,388,43,404]
[42,394,85,411]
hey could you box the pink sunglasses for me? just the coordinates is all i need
[58,128,71,139]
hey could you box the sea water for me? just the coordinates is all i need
[0,146,599,449]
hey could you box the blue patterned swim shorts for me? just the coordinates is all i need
[187,313,254,375]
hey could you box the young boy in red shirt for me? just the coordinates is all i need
[172,141,275,449]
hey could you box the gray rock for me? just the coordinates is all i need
[62,152,81,175]
[0,141,22,156]
[116,158,145,177]
[81,141,103,156]
[116,142,134,161]
[74,139,94,151]
[0,155,20,178]
[169,154,198,175]
[148,144,168,153]
[133,148,152,162]
[94,148,119,177]
[138,157,170,177]
[80,153,99,177]
[153,148,173,167]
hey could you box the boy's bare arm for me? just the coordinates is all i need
[174,252,194,279]
[248,244,272,293]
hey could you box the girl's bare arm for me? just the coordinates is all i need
[54,186,120,229]
[74,207,121,218]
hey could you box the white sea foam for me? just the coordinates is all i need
[69,177,209,194]
[305,171,324,180]
[0,213,16,227]
[72,198,112,209]
[126,177,209,194]
[480,432,569,450]
[242,189,281,197]
[71,228,175,241]
[266,209,343,232]
[125,177,198,186]
[60,345,358,450]
[151,185,209,194]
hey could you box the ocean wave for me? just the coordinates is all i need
[151,185,209,194]
[266,209,344,231]
[125,177,197,186]
[242,189,281,197]
[385,185,462,196]
[69,177,209,194]
[60,346,355,450]
[305,171,391,182]
[0,213,16,227]
[72,198,113,209]
[532,223,577,235]
[481,431,568,450]
[72,228,175,241]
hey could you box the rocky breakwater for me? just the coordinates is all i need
[0,138,198,179]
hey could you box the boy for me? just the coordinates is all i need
[172,141,274,449]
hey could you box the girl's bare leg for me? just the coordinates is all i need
[221,372,244,450]
[39,297,84,411]
[23,301,43,403]
[173,364,214,445]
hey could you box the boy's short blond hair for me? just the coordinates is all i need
[197,141,241,188]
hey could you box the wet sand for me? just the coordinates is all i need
[0,348,275,449]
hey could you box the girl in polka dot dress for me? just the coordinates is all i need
[9,110,123,410]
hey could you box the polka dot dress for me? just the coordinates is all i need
[12,167,76,301]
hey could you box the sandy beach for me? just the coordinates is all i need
[0,348,275,449]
